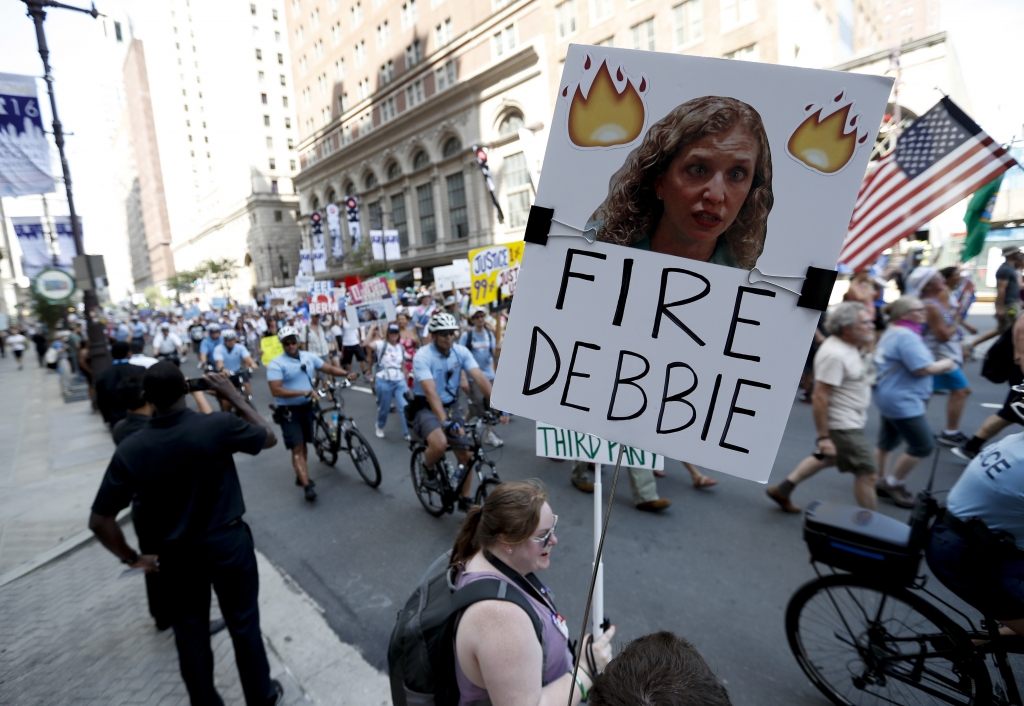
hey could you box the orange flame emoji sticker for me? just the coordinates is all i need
[561,55,648,148]
[787,90,870,175]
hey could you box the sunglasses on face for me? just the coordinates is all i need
[532,515,558,549]
[283,338,300,346]
[435,330,456,338]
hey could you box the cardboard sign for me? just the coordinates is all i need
[270,286,297,303]
[490,46,891,483]
[536,422,664,470]
[308,280,335,315]
[347,298,397,328]
[434,259,471,292]
[294,275,315,292]
[348,275,391,304]
[470,243,525,306]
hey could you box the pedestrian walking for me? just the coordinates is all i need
[460,306,504,446]
[965,246,1023,354]
[872,296,956,507]
[767,302,878,512]
[7,328,27,370]
[31,329,47,367]
[89,364,283,706]
[370,323,411,440]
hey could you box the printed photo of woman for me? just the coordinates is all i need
[593,95,774,270]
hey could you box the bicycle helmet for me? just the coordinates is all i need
[277,325,300,341]
[222,329,238,340]
[207,323,221,332]
[428,312,460,333]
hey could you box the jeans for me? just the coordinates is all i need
[376,377,409,435]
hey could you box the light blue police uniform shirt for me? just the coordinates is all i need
[872,325,935,419]
[213,343,251,372]
[131,322,148,338]
[115,323,130,342]
[946,432,1024,551]
[199,336,220,358]
[266,350,324,406]
[412,342,478,405]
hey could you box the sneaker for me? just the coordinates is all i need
[269,679,285,706]
[951,445,977,462]
[485,430,504,447]
[876,480,914,508]
[304,484,318,502]
[403,434,411,442]
[295,477,315,487]
[938,431,970,447]
[375,425,385,438]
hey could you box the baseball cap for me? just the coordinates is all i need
[387,323,401,334]
[469,305,488,318]
[444,295,456,306]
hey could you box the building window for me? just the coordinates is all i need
[338,93,350,113]
[280,74,286,85]
[251,3,257,14]
[442,136,461,158]
[406,79,424,108]
[275,30,281,41]
[555,0,577,40]
[290,159,297,170]
[266,136,274,147]
[387,161,403,180]
[401,0,418,29]
[380,96,397,122]
[285,117,291,128]
[368,200,383,229]
[302,87,311,107]
[354,39,366,65]
[597,35,614,46]
[503,151,532,227]
[434,18,453,47]
[322,106,332,124]
[318,73,327,94]
[335,58,346,80]
[391,193,408,249]
[357,77,370,99]
[258,70,265,83]
[277,52,284,63]
[260,93,267,103]
[114,21,123,41]
[273,8,279,19]
[299,55,307,74]
[256,48,263,60]
[723,42,758,60]
[275,210,283,221]
[417,183,436,244]
[351,1,363,27]
[288,138,295,149]
[332,21,343,44]
[283,95,289,107]
[413,149,430,170]
[379,60,395,86]
[405,39,422,68]
[589,0,613,24]
[435,60,456,91]
[720,0,756,30]
[269,158,277,169]
[446,172,468,239]
[296,26,304,43]
[631,17,655,50]
[314,39,324,59]
[673,0,702,46]
[499,111,525,135]
[493,24,516,57]
[365,171,378,189]
[272,179,279,193]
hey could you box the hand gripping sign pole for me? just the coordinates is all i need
[567,445,624,706]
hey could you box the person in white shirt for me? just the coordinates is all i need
[128,338,160,369]
[371,323,411,439]
[301,313,332,360]
[767,301,879,512]
[152,323,186,365]
[339,311,370,379]
[7,328,27,370]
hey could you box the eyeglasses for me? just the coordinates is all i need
[532,515,558,549]
[907,308,926,314]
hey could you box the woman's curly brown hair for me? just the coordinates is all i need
[595,95,774,270]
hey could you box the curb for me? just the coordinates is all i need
[0,508,131,589]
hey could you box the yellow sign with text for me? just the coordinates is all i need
[469,242,524,306]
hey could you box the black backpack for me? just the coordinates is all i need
[388,552,545,706]
[982,325,1016,383]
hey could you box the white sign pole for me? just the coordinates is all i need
[592,463,604,638]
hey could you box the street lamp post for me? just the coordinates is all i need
[22,0,111,374]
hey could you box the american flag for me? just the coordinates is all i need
[839,97,1017,271]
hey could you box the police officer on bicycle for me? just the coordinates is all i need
[214,329,257,412]
[410,312,501,511]
[266,325,349,502]
[153,322,186,367]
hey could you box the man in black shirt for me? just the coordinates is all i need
[90,362,282,706]
[95,342,147,427]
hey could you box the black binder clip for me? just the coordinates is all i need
[524,205,554,246]
[797,267,838,312]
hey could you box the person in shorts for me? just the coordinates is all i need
[338,313,370,379]
[410,313,498,511]
[266,326,348,502]
[768,301,879,512]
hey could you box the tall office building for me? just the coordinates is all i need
[877,0,938,46]
[281,0,886,283]
[114,0,305,299]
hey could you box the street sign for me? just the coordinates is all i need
[33,268,75,302]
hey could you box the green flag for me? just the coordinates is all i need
[961,175,1003,263]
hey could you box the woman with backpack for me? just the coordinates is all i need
[449,481,615,705]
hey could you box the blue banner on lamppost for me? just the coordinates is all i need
[0,73,55,198]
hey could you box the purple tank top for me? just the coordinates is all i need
[453,569,574,706]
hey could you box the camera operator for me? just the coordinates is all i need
[266,325,349,502]
[89,363,283,706]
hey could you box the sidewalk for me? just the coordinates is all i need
[0,355,390,705]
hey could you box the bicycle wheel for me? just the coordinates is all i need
[474,477,501,507]
[410,447,446,517]
[313,416,337,466]
[345,428,381,488]
[786,573,991,706]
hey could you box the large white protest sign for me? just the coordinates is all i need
[536,422,663,470]
[433,259,471,292]
[490,46,892,483]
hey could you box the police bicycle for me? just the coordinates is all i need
[784,447,1023,706]
[409,408,503,517]
[310,378,382,488]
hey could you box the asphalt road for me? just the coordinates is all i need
[226,321,1019,706]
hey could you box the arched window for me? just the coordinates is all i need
[442,136,461,158]
[364,171,378,190]
[311,196,321,212]
[325,188,337,204]
[344,182,356,197]
[386,161,403,181]
[412,149,430,170]
[498,111,525,136]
